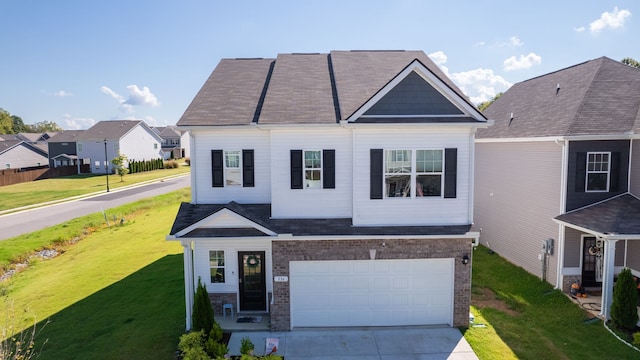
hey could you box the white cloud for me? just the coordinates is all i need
[63,114,95,130]
[429,51,512,104]
[509,36,523,47]
[574,26,586,32]
[100,85,159,113]
[503,53,542,71]
[589,7,631,33]
[53,90,72,97]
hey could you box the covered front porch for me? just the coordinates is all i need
[555,194,640,322]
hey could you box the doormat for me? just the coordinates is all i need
[236,316,262,323]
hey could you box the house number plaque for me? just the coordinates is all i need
[274,276,288,282]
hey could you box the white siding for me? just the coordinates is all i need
[352,127,473,226]
[474,141,563,283]
[271,128,352,218]
[191,128,271,204]
[77,140,114,173]
[120,125,163,162]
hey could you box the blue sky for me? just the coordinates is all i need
[1,1,637,130]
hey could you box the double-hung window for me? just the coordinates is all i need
[384,149,443,198]
[225,151,241,186]
[304,150,322,188]
[209,250,225,283]
[586,152,610,192]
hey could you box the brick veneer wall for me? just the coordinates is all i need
[270,238,473,331]
[208,292,237,316]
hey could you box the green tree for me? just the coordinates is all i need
[622,57,640,69]
[111,151,129,182]
[610,268,639,331]
[0,108,12,134]
[477,92,503,112]
[27,120,63,132]
[11,115,29,133]
[191,278,215,335]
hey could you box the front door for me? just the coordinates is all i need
[582,236,603,287]
[238,251,266,312]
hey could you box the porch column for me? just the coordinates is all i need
[182,240,194,331]
[600,238,618,320]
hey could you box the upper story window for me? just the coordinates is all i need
[211,149,254,188]
[290,149,335,189]
[225,151,241,186]
[304,150,322,188]
[209,250,225,283]
[586,152,610,192]
[384,149,443,198]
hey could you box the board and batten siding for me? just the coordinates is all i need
[474,141,563,283]
[120,125,162,162]
[631,139,640,196]
[191,129,271,204]
[270,128,352,218]
[352,127,472,226]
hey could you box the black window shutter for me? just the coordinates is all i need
[323,149,335,189]
[609,152,620,192]
[370,149,383,199]
[444,148,457,198]
[290,150,303,189]
[211,150,224,187]
[242,149,254,188]
[575,152,586,192]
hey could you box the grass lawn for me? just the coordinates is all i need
[0,161,190,211]
[464,245,640,360]
[1,189,190,359]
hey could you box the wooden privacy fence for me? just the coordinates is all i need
[0,164,91,187]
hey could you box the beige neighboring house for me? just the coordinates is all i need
[475,57,640,321]
[0,140,48,169]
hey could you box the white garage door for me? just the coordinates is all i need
[289,258,454,328]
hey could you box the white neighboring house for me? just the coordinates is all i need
[77,120,163,174]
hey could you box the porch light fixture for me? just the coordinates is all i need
[462,255,470,265]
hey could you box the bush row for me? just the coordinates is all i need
[128,158,164,174]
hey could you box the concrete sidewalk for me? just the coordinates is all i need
[227,327,478,359]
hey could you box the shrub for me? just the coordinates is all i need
[191,278,215,335]
[209,322,223,343]
[178,331,208,360]
[204,337,228,358]
[610,268,639,331]
[634,332,640,347]
[164,160,178,169]
[185,158,191,166]
[240,336,255,355]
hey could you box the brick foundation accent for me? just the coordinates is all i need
[270,238,472,331]
[563,275,583,293]
[208,292,237,317]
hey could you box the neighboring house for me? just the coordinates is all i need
[153,126,184,159]
[168,50,490,331]
[16,132,56,142]
[47,130,84,168]
[77,120,163,174]
[475,57,640,321]
[0,140,49,169]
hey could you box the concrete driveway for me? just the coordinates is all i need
[227,327,478,359]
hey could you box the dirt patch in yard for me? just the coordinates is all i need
[472,287,521,317]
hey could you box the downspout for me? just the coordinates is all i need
[182,239,195,331]
[628,139,633,192]
[468,128,476,224]
[190,133,197,204]
[555,139,569,289]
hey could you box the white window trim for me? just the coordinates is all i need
[209,250,226,284]
[303,149,322,189]
[383,149,444,199]
[224,150,242,186]
[585,151,610,193]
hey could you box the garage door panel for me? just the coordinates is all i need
[290,259,454,328]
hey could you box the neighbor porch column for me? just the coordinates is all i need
[181,239,194,331]
[600,238,618,320]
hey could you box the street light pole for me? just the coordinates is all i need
[103,139,110,192]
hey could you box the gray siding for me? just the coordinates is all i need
[631,139,640,196]
[48,142,77,167]
[564,227,583,268]
[475,141,563,283]
[627,241,640,271]
[566,140,630,211]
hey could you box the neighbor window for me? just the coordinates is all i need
[209,250,225,283]
[154,143,158,149]
[384,149,444,198]
[586,152,610,192]
[416,150,443,196]
[94,160,100,169]
[304,150,322,188]
[224,151,241,186]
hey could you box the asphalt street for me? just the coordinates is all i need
[0,174,190,241]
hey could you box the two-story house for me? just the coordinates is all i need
[77,120,163,174]
[168,50,490,331]
[475,57,640,321]
[47,130,84,169]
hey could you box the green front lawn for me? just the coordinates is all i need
[464,246,639,359]
[0,162,190,211]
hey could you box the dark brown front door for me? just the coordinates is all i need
[238,251,266,311]
[582,236,603,287]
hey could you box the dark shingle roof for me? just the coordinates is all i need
[48,130,84,142]
[555,194,640,236]
[178,50,479,127]
[170,202,472,237]
[479,57,640,139]
[78,120,144,140]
